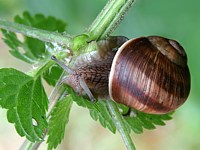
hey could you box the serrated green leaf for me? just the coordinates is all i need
[0,68,32,108]
[14,11,67,60]
[137,113,156,130]
[65,85,172,134]
[43,65,63,86]
[95,101,116,133]
[0,68,48,142]
[66,86,116,133]
[1,11,67,63]
[47,96,73,150]
[1,11,67,86]
[124,110,173,134]
[89,110,98,121]
[125,117,143,134]
[1,29,38,64]
[7,108,27,137]
[116,103,130,115]
[145,115,165,126]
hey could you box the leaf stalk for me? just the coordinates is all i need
[107,100,136,150]
[0,18,72,46]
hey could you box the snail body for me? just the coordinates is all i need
[54,36,190,114]
[63,36,128,99]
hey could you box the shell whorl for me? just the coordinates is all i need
[109,36,190,114]
[147,36,187,67]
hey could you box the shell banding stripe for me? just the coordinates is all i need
[109,37,190,114]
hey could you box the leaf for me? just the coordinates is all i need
[47,95,73,150]
[124,110,173,134]
[1,11,67,63]
[91,101,116,133]
[66,86,116,133]
[0,68,48,142]
[43,64,63,86]
[1,29,35,64]
[1,11,67,86]
[65,85,172,135]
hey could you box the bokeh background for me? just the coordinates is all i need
[0,0,200,150]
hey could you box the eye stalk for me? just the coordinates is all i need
[51,55,96,103]
[51,55,74,74]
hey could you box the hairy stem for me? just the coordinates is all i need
[87,0,134,40]
[107,100,136,150]
[0,19,72,46]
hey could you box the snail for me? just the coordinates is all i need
[52,36,190,114]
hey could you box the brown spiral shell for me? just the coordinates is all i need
[109,36,190,114]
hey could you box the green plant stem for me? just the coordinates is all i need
[107,100,136,150]
[0,18,72,46]
[87,0,134,40]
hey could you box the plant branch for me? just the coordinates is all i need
[0,18,73,46]
[107,100,136,150]
[87,0,134,40]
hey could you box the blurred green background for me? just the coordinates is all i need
[0,0,200,150]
